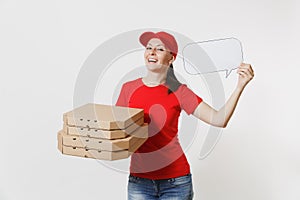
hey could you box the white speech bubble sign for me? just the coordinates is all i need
[182,37,243,78]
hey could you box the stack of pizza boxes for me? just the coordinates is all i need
[57,103,148,160]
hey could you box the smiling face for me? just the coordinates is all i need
[144,38,174,72]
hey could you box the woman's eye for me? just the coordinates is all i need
[146,47,152,50]
[157,48,165,51]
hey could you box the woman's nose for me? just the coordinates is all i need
[150,48,156,55]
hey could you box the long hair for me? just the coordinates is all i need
[166,63,182,94]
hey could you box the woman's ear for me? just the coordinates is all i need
[168,55,175,65]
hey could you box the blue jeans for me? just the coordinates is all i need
[128,173,194,200]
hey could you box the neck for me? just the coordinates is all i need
[143,71,167,86]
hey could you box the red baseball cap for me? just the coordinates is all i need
[139,31,178,59]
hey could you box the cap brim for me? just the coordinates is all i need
[139,32,157,47]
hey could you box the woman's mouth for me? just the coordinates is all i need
[148,58,158,63]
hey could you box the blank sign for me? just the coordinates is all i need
[182,38,243,78]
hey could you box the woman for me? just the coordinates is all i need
[116,31,254,200]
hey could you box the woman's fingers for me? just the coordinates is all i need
[241,67,254,76]
[237,71,248,79]
[238,68,252,78]
[239,67,254,76]
[236,63,254,89]
[238,63,254,77]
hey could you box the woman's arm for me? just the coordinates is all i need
[192,63,254,128]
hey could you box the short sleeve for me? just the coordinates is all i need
[115,84,128,107]
[177,84,203,115]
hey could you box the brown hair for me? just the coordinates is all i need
[166,63,182,94]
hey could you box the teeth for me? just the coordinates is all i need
[148,58,157,62]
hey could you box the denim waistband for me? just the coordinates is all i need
[129,173,192,183]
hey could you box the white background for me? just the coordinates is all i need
[1,0,300,200]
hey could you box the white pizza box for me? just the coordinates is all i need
[63,103,144,130]
[63,117,144,139]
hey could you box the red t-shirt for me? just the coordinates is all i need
[115,78,202,180]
